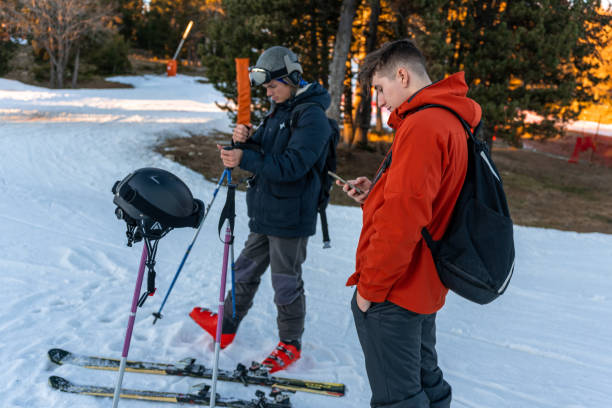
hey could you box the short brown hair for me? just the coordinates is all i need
[358,39,428,89]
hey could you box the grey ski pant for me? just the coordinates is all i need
[351,290,452,408]
[222,232,308,341]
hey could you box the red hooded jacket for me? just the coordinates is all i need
[346,72,481,314]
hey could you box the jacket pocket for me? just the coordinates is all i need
[366,301,397,315]
[351,290,367,318]
[262,194,300,227]
[268,178,306,198]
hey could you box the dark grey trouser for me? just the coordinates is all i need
[222,232,308,341]
[351,291,452,408]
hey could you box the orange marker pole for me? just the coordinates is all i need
[234,58,251,126]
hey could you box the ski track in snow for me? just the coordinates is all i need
[1,75,611,408]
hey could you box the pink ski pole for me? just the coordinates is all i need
[210,224,232,407]
[210,167,236,408]
[112,243,148,408]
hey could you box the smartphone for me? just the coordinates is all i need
[327,171,364,194]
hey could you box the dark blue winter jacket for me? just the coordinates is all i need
[239,82,331,237]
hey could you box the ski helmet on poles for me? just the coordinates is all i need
[112,168,204,244]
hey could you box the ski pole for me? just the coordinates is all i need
[211,222,231,408]
[211,167,236,408]
[230,232,236,319]
[112,242,148,408]
[152,169,230,324]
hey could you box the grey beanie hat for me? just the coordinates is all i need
[254,46,303,85]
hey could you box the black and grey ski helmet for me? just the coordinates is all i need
[112,168,204,238]
[250,46,303,86]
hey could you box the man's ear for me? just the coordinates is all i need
[397,67,410,88]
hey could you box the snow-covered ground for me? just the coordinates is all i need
[1,75,611,408]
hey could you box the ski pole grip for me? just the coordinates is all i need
[222,145,235,170]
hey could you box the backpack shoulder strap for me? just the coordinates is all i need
[287,101,330,170]
[416,104,481,249]
[371,103,481,214]
[415,104,480,142]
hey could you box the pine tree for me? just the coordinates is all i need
[136,0,215,61]
[201,0,341,124]
[113,0,145,44]
[196,0,609,142]
[404,0,611,145]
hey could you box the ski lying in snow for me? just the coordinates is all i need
[49,375,291,407]
[48,348,345,397]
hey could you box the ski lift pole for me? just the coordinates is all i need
[211,167,236,408]
[112,243,148,408]
[152,169,230,324]
[172,20,194,61]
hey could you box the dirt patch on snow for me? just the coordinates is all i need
[157,131,612,234]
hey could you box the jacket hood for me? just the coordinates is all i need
[388,72,481,129]
[284,82,331,111]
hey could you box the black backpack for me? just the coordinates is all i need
[417,104,515,304]
[290,102,340,248]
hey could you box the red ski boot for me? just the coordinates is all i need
[189,307,235,349]
[261,341,301,373]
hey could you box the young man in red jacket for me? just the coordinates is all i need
[340,39,481,407]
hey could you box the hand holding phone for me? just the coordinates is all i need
[328,171,364,194]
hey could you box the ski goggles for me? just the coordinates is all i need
[248,66,289,87]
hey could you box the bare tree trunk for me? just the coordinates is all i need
[56,64,64,88]
[354,0,380,148]
[309,10,319,83]
[54,38,68,88]
[342,57,354,145]
[49,61,56,88]
[327,0,360,122]
[352,79,364,145]
[60,39,72,88]
[72,47,80,88]
[320,19,330,88]
[56,46,65,88]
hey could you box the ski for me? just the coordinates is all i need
[48,348,345,397]
[49,375,291,407]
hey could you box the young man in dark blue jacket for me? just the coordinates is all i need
[190,46,331,373]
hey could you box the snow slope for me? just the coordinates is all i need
[1,75,611,408]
